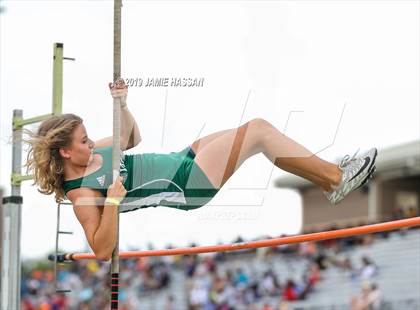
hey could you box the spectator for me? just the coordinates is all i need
[262,302,274,310]
[307,263,321,285]
[331,254,354,274]
[278,301,289,310]
[260,271,277,296]
[189,282,210,310]
[282,279,298,301]
[234,268,249,288]
[350,282,382,310]
[298,241,317,258]
[164,294,176,310]
[359,256,378,280]
[185,255,198,278]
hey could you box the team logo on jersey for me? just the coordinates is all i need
[96,175,106,186]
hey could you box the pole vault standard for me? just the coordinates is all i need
[50,217,420,261]
[111,0,122,309]
[0,43,73,310]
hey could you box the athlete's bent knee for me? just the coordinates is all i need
[250,117,273,130]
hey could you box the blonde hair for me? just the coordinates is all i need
[24,114,83,203]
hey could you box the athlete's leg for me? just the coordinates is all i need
[194,133,334,191]
[190,125,332,190]
[259,119,342,191]
[189,128,234,154]
[193,118,342,191]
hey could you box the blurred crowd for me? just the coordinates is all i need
[20,217,418,310]
[183,229,383,310]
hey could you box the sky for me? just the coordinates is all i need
[0,0,419,260]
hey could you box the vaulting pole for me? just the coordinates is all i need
[111,0,122,309]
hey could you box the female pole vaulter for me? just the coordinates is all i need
[25,78,377,260]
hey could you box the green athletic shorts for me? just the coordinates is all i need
[168,146,220,211]
[122,146,219,212]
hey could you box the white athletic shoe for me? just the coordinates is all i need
[323,148,377,205]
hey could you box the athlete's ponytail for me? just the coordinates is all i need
[23,114,83,203]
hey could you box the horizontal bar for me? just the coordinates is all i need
[13,113,53,129]
[60,217,420,261]
[58,231,73,235]
[11,173,34,186]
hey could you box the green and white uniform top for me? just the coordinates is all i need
[63,146,187,213]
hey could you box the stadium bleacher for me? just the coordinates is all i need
[21,226,420,310]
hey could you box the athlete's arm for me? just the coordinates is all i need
[94,106,141,150]
[68,180,126,261]
[120,105,142,149]
[94,80,142,150]
[94,132,140,151]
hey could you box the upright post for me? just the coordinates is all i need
[52,42,64,115]
[0,186,2,240]
[0,42,68,310]
[110,0,122,309]
[1,110,24,310]
[0,187,3,298]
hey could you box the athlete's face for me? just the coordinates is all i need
[63,123,95,166]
